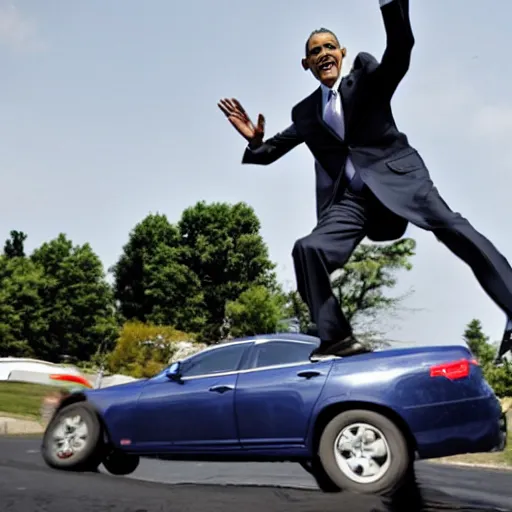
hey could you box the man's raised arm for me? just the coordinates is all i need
[218,98,304,166]
[242,124,304,166]
[374,0,415,98]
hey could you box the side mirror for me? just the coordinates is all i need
[165,361,182,382]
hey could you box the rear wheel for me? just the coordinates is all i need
[103,450,140,476]
[299,458,340,493]
[41,402,103,472]
[317,409,413,496]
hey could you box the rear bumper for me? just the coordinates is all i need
[405,395,505,459]
[491,411,507,452]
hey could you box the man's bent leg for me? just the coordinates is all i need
[292,192,367,350]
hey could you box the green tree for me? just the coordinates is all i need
[225,285,287,338]
[111,213,205,333]
[178,201,277,342]
[462,319,512,397]
[112,214,179,321]
[486,363,512,398]
[31,234,118,362]
[463,319,496,366]
[0,255,47,357]
[3,230,27,259]
[332,238,416,336]
[144,244,206,332]
[114,203,279,343]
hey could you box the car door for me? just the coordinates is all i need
[133,342,250,451]
[235,339,334,447]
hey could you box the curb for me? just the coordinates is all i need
[433,460,512,471]
[0,416,45,435]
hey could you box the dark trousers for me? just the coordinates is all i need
[292,186,512,344]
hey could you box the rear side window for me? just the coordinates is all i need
[251,341,315,368]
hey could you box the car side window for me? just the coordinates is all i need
[181,344,247,378]
[251,341,315,369]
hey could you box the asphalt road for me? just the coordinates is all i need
[1,436,511,512]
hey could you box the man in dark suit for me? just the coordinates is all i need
[218,0,512,360]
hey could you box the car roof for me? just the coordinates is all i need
[227,332,320,344]
[181,332,320,361]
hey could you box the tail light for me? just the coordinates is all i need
[429,358,479,380]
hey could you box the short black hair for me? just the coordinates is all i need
[305,28,340,57]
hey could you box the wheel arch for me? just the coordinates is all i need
[55,391,87,412]
[309,400,417,457]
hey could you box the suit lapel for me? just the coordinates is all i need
[339,74,356,132]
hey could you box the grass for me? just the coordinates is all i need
[0,381,61,420]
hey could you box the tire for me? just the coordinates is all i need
[299,458,340,493]
[41,402,103,472]
[102,451,140,476]
[317,409,412,496]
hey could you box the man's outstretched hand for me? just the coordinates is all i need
[218,98,265,148]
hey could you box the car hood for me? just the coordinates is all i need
[84,378,147,396]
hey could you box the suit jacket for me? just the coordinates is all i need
[242,0,432,242]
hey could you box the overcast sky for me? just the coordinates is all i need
[1,0,511,346]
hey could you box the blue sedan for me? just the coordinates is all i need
[40,333,507,496]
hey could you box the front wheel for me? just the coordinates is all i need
[41,402,103,472]
[318,409,413,496]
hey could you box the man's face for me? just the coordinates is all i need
[302,32,345,88]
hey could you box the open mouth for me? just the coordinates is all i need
[318,60,336,73]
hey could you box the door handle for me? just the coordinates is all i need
[297,370,322,379]
[209,385,234,394]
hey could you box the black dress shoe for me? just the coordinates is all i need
[306,323,319,336]
[309,341,334,360]
[310,335,372,361]
[330,339,372,357]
